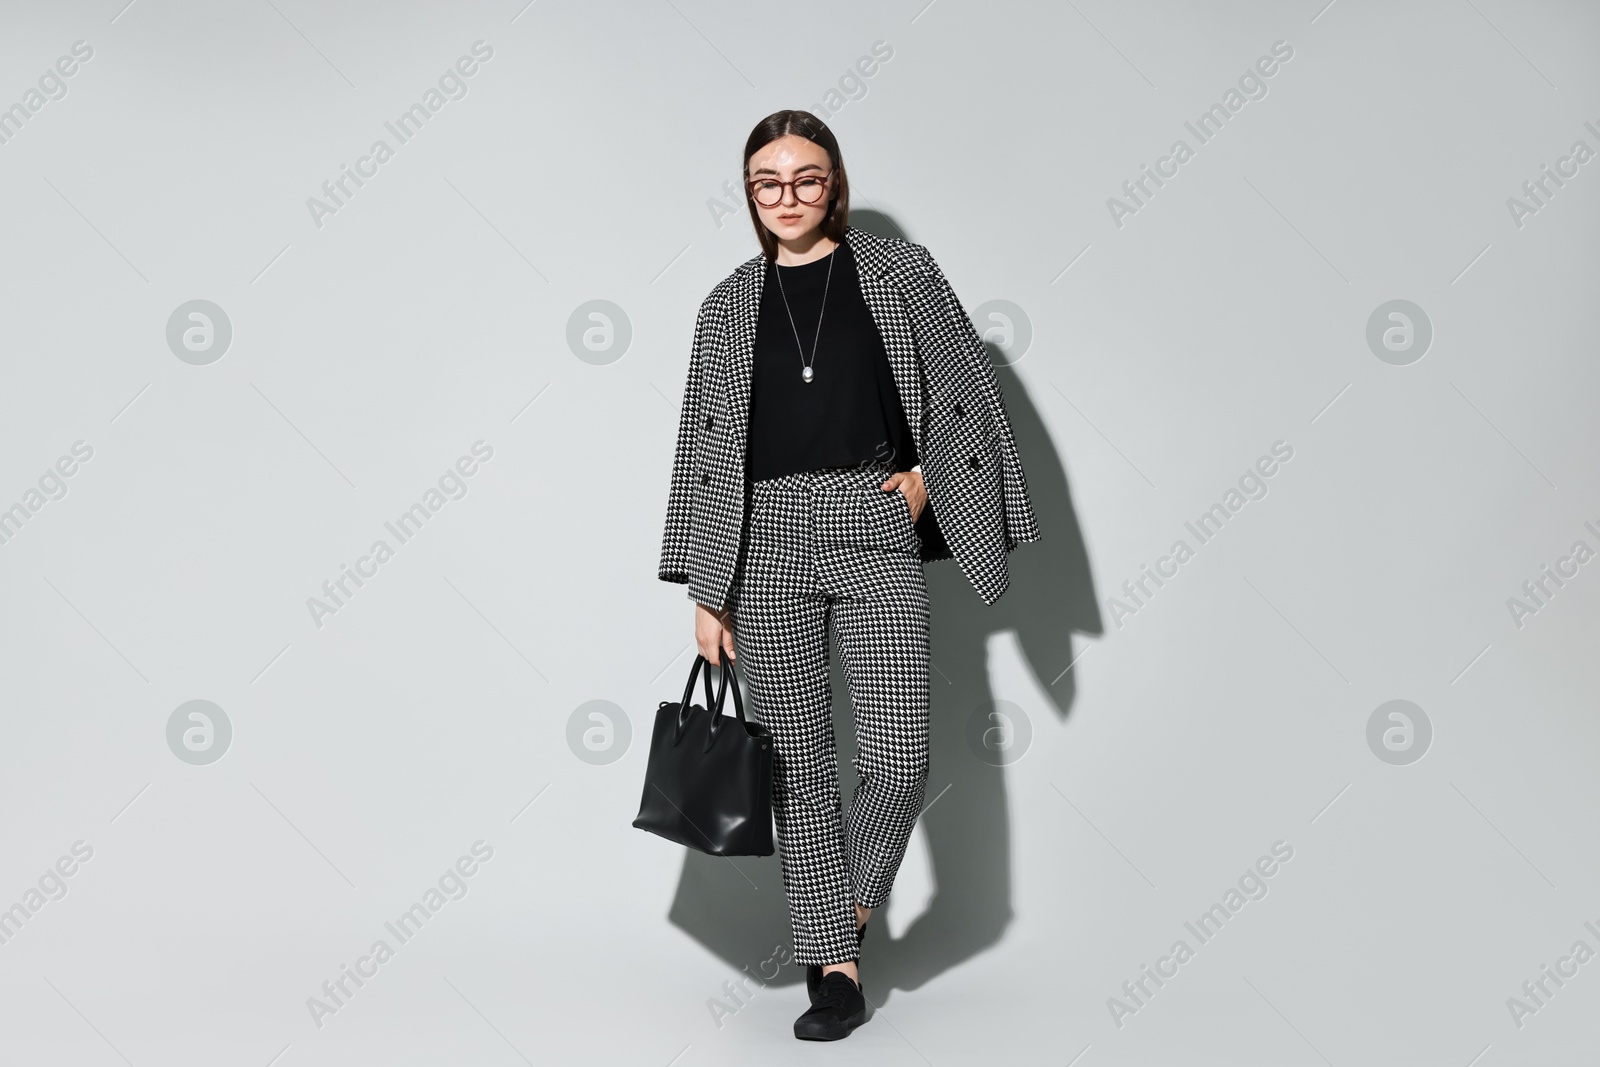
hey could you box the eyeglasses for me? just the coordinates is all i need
[746,170,833,208]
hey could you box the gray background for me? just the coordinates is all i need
[1,0,1597,1063]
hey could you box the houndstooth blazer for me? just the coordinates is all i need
[658,224,1040,609]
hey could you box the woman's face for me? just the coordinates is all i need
[746,134,835,242]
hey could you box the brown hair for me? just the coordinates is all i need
[742,110,850,262]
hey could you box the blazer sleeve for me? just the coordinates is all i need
[916,244,1041,550]
[658,294,718,586]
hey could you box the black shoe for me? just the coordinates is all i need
[794,970,866,1041]
[806,920,868,1005]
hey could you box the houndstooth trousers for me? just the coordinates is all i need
[726,458,931,968]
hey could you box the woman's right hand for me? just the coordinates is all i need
[695,601,736,665]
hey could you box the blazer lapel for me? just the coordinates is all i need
[721,226,924,472]
[721,253,765,479]
[847,226,924,460]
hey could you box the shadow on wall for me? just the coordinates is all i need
[663,209,1100,1005]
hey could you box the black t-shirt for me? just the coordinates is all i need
[745,238,918,482]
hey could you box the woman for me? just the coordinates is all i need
[658,110,1039,1041]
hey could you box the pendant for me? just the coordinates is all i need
[802,366,814,383]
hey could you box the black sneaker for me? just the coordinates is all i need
[793,970,866,1041]
[805,921,868,1004]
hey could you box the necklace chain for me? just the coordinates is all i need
[772,246,834,383]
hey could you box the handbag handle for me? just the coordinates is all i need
[672,655,749,748]
[716,657,747,725]
[674,654,717,739]
[704,657,748,748]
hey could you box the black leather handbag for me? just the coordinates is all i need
[632,654,774,856]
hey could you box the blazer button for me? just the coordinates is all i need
[700,473,711,486]
[953,402,965,417]
[705,416,714,429]
[968,455,981,470]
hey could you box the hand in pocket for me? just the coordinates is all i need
[878,469,926,523]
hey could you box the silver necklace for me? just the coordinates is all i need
[772,248,833,383]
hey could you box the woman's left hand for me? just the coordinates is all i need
[880,469,927,523]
